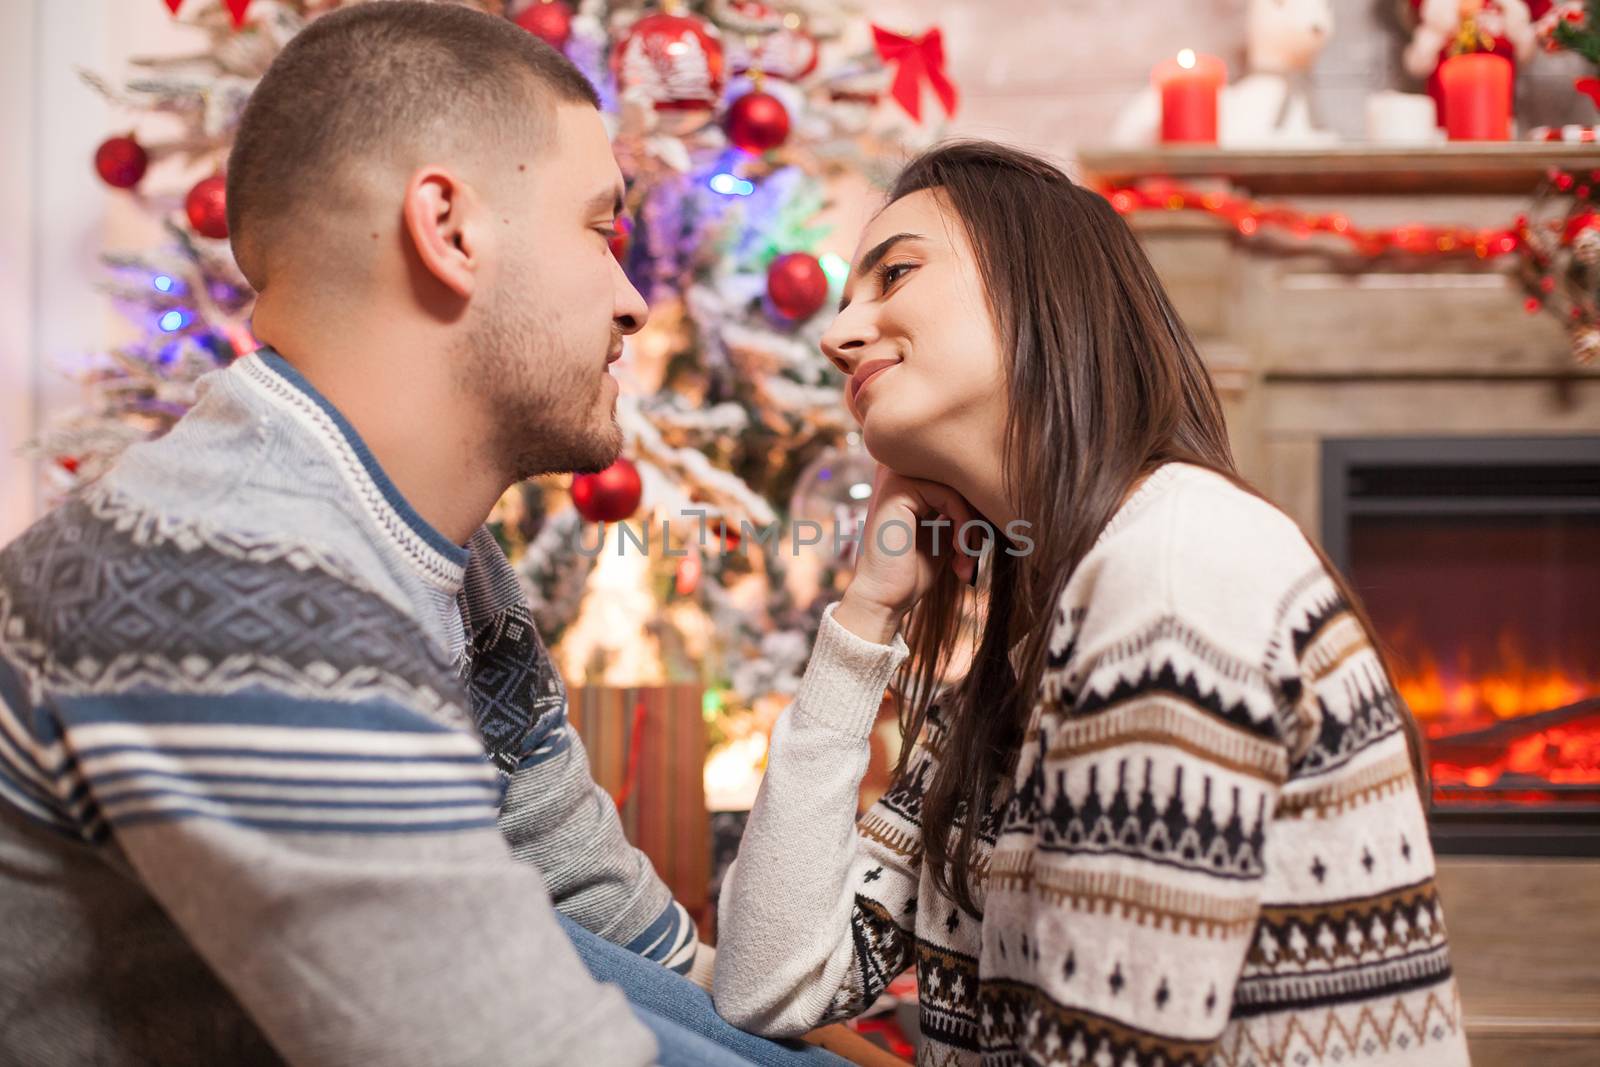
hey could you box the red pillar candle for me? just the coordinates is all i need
[1156,50,1226,144]
[1439,52,1512,141]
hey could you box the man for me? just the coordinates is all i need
[0,5,840,1065]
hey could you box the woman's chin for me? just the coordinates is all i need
[861,420,938,481]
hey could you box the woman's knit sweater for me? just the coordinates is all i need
[713,463,1470,1067]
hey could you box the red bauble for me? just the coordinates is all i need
[613,12,725,110]
[95,136,148,189]
[514,0,573,50]
[572,457,643,523]
[609,214,633,261]
[725,91,790,153]
[766,252,828,320]
[185,176,229,239]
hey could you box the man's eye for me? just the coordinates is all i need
[596,227,620,241]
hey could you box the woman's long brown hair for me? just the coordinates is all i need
[886,142,1427,916]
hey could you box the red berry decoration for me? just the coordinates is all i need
[725,91,790,153]
[613,12,725,110]
[514,0,573,50]
[185,175,229,239]
[95,135,148,189]
[766,252,828,321]
[571,457,643,523]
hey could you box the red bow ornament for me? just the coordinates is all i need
[871,24,958,123]
[164,0,253,28]
[1576,76,1600,110]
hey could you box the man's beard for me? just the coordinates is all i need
[458,282,623,483]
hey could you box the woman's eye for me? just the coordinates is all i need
[880,262,915,290]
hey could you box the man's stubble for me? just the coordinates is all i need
[459,267,623,484]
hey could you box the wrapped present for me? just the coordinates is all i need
[568,685,710,918]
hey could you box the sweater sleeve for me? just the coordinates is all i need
[57,689,657,1067]
[712,601,921,1037]
[498,724,700,974]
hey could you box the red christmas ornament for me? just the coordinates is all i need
[728,26,818,81]
[163,0,183,13]
[514,0,573,50]
[224,0,253,28]
[571,457,643,522]
[674,552,702,596]
[725,91,790,153]
[56,456,80,475]
[613,12,725,110]
[95,135,148,189]
[766,252,828,320]
[609,214,634,261]
[185,176,229,239]
[710,518,741,552]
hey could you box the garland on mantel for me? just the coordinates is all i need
[1101,171,1600,364]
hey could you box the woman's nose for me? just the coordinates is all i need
[820,306,876,375]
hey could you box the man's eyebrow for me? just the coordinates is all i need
[838,233,925,312]
[583,185,625,219]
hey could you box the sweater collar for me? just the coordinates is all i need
[236,348,470,592]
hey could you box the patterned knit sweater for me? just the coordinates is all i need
[714,463,1471,1067]
[0,349,695,1065]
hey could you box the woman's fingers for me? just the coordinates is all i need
[899,476,986,582]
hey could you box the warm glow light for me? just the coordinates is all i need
[1396,627,1600,798]
[1177,48,1197,69]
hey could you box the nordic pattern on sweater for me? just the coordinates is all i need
[713,463,1469,1067]
[0,349,687,1066]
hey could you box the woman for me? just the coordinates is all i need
[712,142,1469,1067]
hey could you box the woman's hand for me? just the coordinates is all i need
[833,466,983,645]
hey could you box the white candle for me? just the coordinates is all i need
[1365,91,1441,145]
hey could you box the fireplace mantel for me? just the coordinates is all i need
[1080,143,1600,1067]
[1076,143,1600,196]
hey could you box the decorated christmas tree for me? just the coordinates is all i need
[40,0,958,807]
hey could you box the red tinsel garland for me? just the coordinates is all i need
[1101,170,1600,362]
[1101,178,1537,259]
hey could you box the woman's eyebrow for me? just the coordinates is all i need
[838,233,925,312]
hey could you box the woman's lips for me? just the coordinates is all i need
[850,360,898,406]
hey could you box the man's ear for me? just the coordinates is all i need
[401,167,480,301]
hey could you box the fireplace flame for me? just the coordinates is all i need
[1389,629,1600,799]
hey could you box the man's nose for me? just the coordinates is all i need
[614,267,648,336]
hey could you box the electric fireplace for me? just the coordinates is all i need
[1321,436,1600,856]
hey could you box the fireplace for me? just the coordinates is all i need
[1321,436,1600,856]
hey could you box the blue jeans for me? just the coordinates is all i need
[557,913,848,1067]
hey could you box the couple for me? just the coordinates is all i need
[0,4,1468,1066]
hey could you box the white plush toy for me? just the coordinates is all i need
[1110,0,1339,147]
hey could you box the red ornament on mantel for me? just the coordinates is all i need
[725,91,790,153]
[185,175,229,239]
[766,252,828,321]
[514,0,573,50]
[571,457,643,523]
[95,135,148,189]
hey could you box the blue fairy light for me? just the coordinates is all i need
[709,173,754,196]
[153,274,174,293]
[159,310,189,332]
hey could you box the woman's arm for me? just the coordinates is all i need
[712,601,924,1037]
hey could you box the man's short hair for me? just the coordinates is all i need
[227,0,600,285]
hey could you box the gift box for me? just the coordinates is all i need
[568,685,710,918]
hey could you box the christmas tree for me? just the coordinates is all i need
[44,0,958,806]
